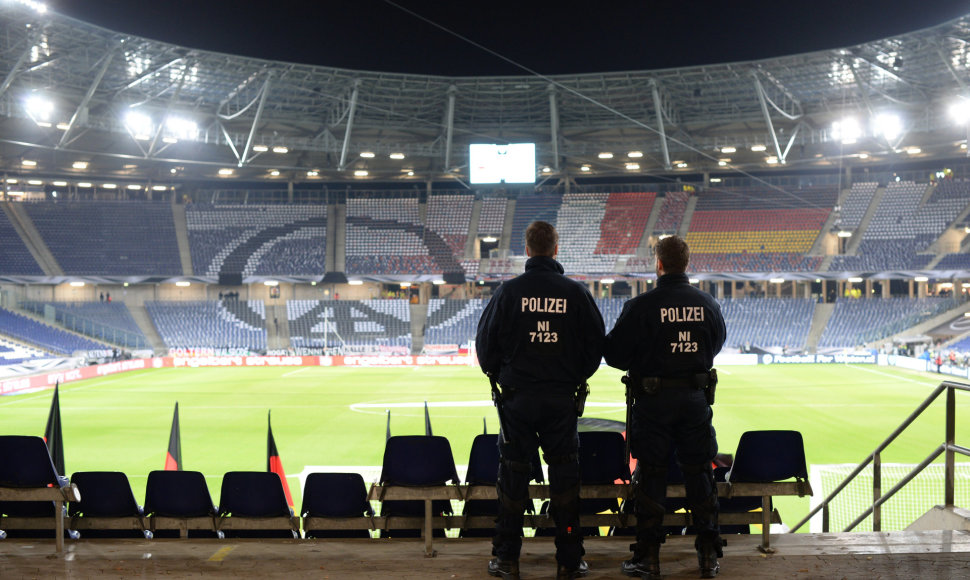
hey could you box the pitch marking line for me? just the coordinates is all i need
[844,363,939,386]
[208,546,235,561]
[349,400,625,414]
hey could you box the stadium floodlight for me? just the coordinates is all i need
[15,1,47,13]
[52,181,67,186]
[718,159,730,165]
[580,165,591,172]
[162,136,178,144]
[766,156,779,164]
[56,122,69,131]
[406,171,415,176]
[125,111,154,140]
[399,282,411,288]
[874,113,902,141]
[542,166,552,173]
[676,162,688,168]
[4,178,16,184]
[165,116,197,139]
[750,144,767,152]
[24,95,53,124]
[127,184,142,190]
[72,161,88,169]
[175,281,191,287]
[307,170,319,177]
[831,118,861,144]
[597,152,613,159]
[858,153,870,159]
[949,99,970,124]
[720,146,736,154]
[689,278,700,284]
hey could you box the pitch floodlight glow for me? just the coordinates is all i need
[125,111,153,138]
[832,118,861,144]
[949,99,970,124]
[25,95,53,122]
[874,113,902,141]
[165,116,197,139]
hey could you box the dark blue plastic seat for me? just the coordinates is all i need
[0,435,76,543]
[68,471,149,539]
[144,470,221,538]
[301,472,373,539]
[218,471,298,538]
[378,435,458,538]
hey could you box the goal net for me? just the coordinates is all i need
[809,463,970,532]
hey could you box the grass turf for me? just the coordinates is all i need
[2,362,965,529]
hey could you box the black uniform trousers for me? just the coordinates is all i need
[494,389,583,568]
[629,385,719,546]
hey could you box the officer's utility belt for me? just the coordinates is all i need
[633,369,718,405]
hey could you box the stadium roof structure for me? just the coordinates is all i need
[2,3,970,187]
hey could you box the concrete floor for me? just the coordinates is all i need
[1,531,969,579]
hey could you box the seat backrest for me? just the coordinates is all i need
[578,431,630,484]
[0,435,61,487]
[144,470,216,517]
[379,435,459,486]
[300,472,372,518]
[218,471,290,517]
[68,471,140,517]
[726,430,808,483]
[465,434,544,485]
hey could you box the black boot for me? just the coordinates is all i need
[487,558,520,580]
[695,536,723,578]
[555,559,589,579]
[621,542,660,578]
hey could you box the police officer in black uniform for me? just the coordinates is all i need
[604,235,726,579]
[477,221,605,580]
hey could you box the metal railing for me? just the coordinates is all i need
[790,380,970,533]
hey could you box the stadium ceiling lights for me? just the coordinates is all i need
[24,95,54,125]
[69,281,85,287]
[906,147,922,155]
[750,145,767,152]
[359,152,375,158]
[482,236,498,243]
[720,146,737,154]
[597,152,614,159]
[125,111,153,140]
[600,278,615,285]
[353,170,369,177]
[769,278,785,284]
[627,151,643,158]
[625,163,640,171]
[217,168,234,176]
[272,146,288,154]
[269,170,280,177]
[831,118,861,144]
[22,159,36,166]
[253,145,269,152]
[72,161,88,169]
[389,153,406,160]
[873,113,902,141]
[580,165,591,172]
[949,99,970,124]
[710,177,722,183]
[152,185,168,191]
[914,276,929,282]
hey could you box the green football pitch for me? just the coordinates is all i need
[2,362,966,529]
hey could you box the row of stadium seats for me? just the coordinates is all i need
[0,307,108,355]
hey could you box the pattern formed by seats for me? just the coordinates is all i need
[426,194,474,258]
[653,191,689,232]
[817,297,959,348]
[145,300,266,351]
[477,197,507,236]
[556,193,615,274]
[287,299,411,354]
[186,204,327,277]
[424,299,485,347]
[595,192,656,255]
[0,338,49,366]
[22,201,181,275]
[0,307,108,354]
[719,298,815,350]
[0,210,43,275]
[837,181,878,231]
[509,193,562,255]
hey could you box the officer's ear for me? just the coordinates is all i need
[656,258,665,275]
[553,244,558,258]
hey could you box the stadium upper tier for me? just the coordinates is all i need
[2,178,970,280]
[2,4,970,183]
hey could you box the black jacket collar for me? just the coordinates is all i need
[657,272,689,287]
[525,255,564,274]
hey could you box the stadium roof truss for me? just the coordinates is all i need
[2,4,970,185]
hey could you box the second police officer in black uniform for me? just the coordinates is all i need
[604,234,726,579]
[477,221,605,580]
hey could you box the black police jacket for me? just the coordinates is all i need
[476,255,605,391]
[604,272,725,377]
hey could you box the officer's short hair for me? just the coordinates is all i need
[525,221,558,256]
[656,235,690,274]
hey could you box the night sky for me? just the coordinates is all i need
[52,0,970,76]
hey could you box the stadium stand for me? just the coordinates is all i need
[424,298,485,348]
[144,300,267,352]
[21,201,181,276]
[556,192,616,273]
[287,299,411,354]
[653,190,689,233]
[0,307,108,354]
[508,192,562,255]
[0,340,49,366]
[835,181,878,232]
[817,296,960,349]
[20,301,148,349]
[425,193,474,258]
[595,191,656,255]
[0,210,43,275]
[719,298,816,351]
[477,196,508,236]
[185,203,327,277]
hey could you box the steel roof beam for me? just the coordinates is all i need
[337,79,360,171]
[58,50,114,148]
